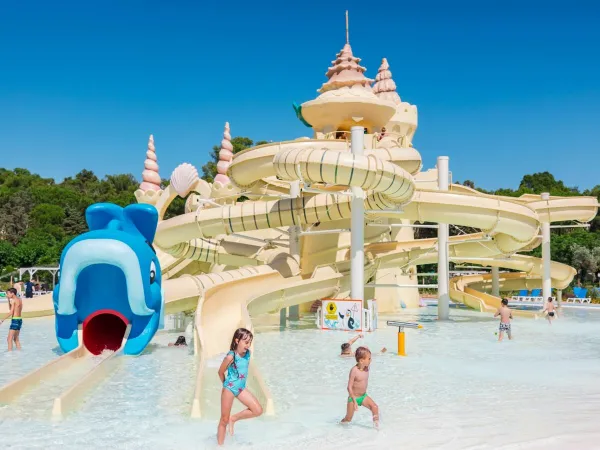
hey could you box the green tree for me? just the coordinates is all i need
[63,205,88,236]
[571,244,600,284]
[201,137,268,183]
[0,240,15,272]
[2,190,34,244]
[519,172,578,196]
[30,204,65,228]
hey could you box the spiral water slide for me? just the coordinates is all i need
[152,140,597,416]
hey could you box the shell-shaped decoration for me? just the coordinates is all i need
[170,163,199,198]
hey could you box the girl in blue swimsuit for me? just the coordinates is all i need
[217,328,263,446]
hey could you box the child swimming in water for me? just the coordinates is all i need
[217,328,263,446]
[341,334,387,357]
[168,335,187,347]
[341,346,379,428]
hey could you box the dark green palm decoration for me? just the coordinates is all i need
[292,102,312,128]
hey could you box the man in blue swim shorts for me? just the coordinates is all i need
[1,288,23,351]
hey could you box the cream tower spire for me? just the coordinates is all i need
[371,57,418,146]
[140,134,161,191]
[214,122,233,185]
[299,12,396,133]
[373,58,402,105]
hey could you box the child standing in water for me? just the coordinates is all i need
[0,288,23,351]
[494,298,513,341]
[543,297,558,325]
[341,346,379,428]
[217,328,263,445]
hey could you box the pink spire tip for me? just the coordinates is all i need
[140,134,162,191]
[214,122,233,185]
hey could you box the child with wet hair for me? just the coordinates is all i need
[341,346,379,428]
[217,328,263,445]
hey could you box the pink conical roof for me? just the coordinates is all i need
[140,134,161,191]
[318,43,373,94]
[372,58,401,104]
[214,122,233,185]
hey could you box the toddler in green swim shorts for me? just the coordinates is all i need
[341,346,379,428]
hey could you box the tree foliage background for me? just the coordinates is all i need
[0,136,267,284]
[1,147,598,291]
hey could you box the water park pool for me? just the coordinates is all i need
[2,307,600,449]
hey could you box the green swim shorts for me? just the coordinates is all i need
[348,393,367,406]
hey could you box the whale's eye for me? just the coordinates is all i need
[150,261,157,284]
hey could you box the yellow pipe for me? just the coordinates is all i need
[398,331,406,356]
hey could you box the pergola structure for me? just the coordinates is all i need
[18,267,59,287]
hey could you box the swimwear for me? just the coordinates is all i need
[548,312,555,317]
[348,392,368,406]
[10,318,22,331]
[223,350,250,396]
[499,323,511,332]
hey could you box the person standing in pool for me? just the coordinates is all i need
[0,288,23,351]
[494,298,513,341]
[341,346,380,428]
[24,280,33,299]
[542,297,558,325]
[217,328,263,445]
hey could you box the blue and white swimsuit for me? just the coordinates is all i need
[223,350,250,396]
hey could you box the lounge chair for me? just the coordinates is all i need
[567,287,592,304]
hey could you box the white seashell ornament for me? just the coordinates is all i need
[170,163,199,198]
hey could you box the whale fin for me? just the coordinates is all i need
[123,204,159,244]
[86,203,125,231]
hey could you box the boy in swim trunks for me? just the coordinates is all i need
[0,288,23,351]
[494,298,513,342]
[543,297,558,325]
[341,346,379,428]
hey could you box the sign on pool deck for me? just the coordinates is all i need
[321,299,363,331]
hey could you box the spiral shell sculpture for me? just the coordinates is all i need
[214,122,233,185]
[140,135,161,191]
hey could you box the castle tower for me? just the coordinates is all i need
[372,58,418,146]
[300,14,396,135]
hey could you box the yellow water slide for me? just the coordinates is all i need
[148,139,597,417]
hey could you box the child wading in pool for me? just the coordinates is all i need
[341,334,386,357]
[494,298,513,341]
[543,297,558,325]
[341,346,379,428]
[217,328,263,445]
[0,288,23,351]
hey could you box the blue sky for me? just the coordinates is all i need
[1,0,598,191]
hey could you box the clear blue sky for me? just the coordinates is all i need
[1,0,598,191]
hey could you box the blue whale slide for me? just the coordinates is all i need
[53,203,164,356]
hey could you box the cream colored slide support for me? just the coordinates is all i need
[189,265,342,418]
[0,329,86,405]
[51,325,131,420]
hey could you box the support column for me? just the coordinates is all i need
[491,266,500,297]
[288,180,301,321]
[350,126,365,302]
[437,156,450,320]
[557,289,562,309]
[541,192,552,303]
[279,308,287,328]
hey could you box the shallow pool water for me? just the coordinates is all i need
[2,307,600,449]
